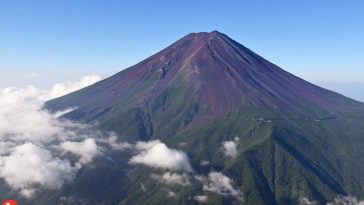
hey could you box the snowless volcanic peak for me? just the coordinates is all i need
[47,31,364,122]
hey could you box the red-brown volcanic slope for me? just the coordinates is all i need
[47,31,364,119]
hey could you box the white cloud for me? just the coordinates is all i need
[60,138,99,164]
[0,143,79,197]
[0,86,64,142]
[0,75,102,143]
[104,135,133,150]
[129,140,193,172]
[194,195,208,202]
[0,75,105,197]
[299,195,364,205]
[300,197,317,205]
[222,136,239,158]
[151,172,191,186]
[179,142,187,146]
[327,195,364,205]
[53,107,78,117]
[200,160,210,166]
[0,141,17,155]
[47,75,102,100]
[166,189,176,197]
[197,172,243,201]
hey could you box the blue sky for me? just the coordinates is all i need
[0,0,363,101]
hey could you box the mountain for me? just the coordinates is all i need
[27,31,364,204]
[46,31,364,137]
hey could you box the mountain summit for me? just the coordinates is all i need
[43,31,364,204]
[48,31,364,121]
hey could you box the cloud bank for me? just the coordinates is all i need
[0,143,79,197]
[0,75,103,197]
[0,79,193,198]
[47,75,102,100]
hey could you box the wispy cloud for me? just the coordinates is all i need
[327,195,364,205]
[200,160,210,166]
[196,171,243,202]
[140,182,146,192]
[166,189,177,197]
[47,75,102,99]
[193,195,208,202]
[299,197,317,205]
[151,172,191,186]
[104,135,133,150]
[300,195,364,205]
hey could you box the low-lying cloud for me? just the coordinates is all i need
[327,195,364,205]
[129,140,193,172]
[0,75,102,197]
[47,75,102,100]
[166,189,177,197]
[0,76,195,198]
[222,136,239,158]
[300,195,364,205]
[197,171,243,202]
[60,138,99,164]
[0,143,79,197]
[193,195,208,202]
[151,172,191,186]
[200,160,210,166]
[300,197,317,205]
